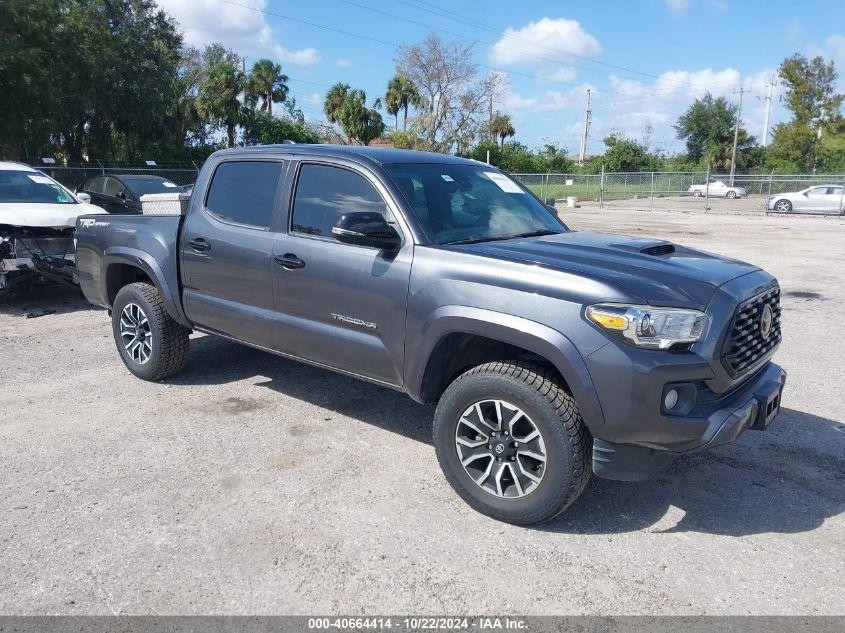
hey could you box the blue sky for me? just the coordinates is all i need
[157,0,845,155]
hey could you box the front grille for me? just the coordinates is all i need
[721,287,782,377]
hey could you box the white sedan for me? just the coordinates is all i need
[688,178,748,198]
[1,162,104,294]
[767,184,845,214]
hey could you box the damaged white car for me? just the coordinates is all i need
[0,162,104,295]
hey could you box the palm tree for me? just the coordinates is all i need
[324,82,351,125]
[325,84,385,145]
[248,59,289,116]
[490,113,516,148]
[196,61,249,147]
[384,74,422,131]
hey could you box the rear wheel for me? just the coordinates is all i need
[774,199,792,213]
[433,361,591,525]
[691,190,703,197]
[112,282,189,381]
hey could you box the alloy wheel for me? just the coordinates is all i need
[455,399,547,499]
[119,303,153,364]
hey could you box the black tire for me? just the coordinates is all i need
[691,190,702,197]
[774,199,792,213]
[112,282,189,381]
[433,361,591,525]
[726,190,737,199]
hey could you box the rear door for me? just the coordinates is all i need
[270,160,413,387]
[180,158,287,349]
[823,186,844,213]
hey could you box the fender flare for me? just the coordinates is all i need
[407,306,605,429]
[101,247,190,327]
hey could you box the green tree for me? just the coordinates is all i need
[768,54,844,171]
[324,84,385,145]
[594,133,663,172]
[196,61,249,148]
[0,0,183,161]
[248,59,289,115]
[489,113,516,148]
[674,93,757,168]
[384,74,423,131]
[243,112,319,145]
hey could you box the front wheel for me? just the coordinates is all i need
[726,190,737,199]
[112,282,189,381]
[691,190,703,197]
[433,361,591,525]
[774,199,792,213]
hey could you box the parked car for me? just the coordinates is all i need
[767,184,845,214]
[76,174,183,214]
[688,178,748,198]
[0,162,103,295]
[75,146,785,525]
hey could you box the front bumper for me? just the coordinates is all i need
[589,361,786,481]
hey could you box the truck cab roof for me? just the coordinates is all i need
[209,144,484,167]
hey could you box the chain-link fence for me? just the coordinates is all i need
[512,171,845,215]
[22,161,200,191]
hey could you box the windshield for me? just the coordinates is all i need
[0,170,77,204]
[123,177,181,196]
[386,163,564,245]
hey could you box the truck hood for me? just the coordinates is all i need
[451,230,760,308]
[0,202,104,229]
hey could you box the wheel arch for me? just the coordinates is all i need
[101,248,190,327]
[407,306,605,429]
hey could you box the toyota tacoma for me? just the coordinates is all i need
[75,146,785,525]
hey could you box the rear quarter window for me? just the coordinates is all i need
[205,161,284,229]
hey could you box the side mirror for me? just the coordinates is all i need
[803,192,809,197]
[76,192,91,203]
[332,212,401,250]
[117,190,127,200]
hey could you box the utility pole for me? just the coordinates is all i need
[762,75,775,147]
[488,94,494,143]
[578,88,591,167]
[729,84,746,186]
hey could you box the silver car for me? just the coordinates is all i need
[767,184,845,214]
[688,178,747,198]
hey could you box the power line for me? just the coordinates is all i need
[390,0,746,92]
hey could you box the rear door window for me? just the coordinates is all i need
[205,161,284,229]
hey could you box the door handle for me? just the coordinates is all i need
[274,253,306,269]
[188,238,210,252]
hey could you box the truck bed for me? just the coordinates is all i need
[75,213,184,319]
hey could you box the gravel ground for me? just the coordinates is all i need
[1,208,843,615]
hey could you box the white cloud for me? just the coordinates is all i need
[275,45,320,66]
[156,0,320,66]
[665,0,690,16]
[489,18,602,68]
[336,58,352,67]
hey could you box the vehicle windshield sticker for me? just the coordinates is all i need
[440,174,454,182]
[163,182,178,187]
[483,171,524,194]
[49,184,71,202]
[28,174,55,185]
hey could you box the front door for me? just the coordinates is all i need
[271,161,412,387]
[180,159,286,349]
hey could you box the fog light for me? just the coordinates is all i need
[663,389,679,410]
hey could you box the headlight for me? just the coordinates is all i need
[586,303,708,349]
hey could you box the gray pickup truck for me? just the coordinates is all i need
[76,146,785,525]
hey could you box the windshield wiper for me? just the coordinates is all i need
[443,229,561,246]
[442,235,512,246]
[510,229,561,239]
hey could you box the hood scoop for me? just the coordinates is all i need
[640,242,675,256]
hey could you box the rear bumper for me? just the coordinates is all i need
[591,362,786,481]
